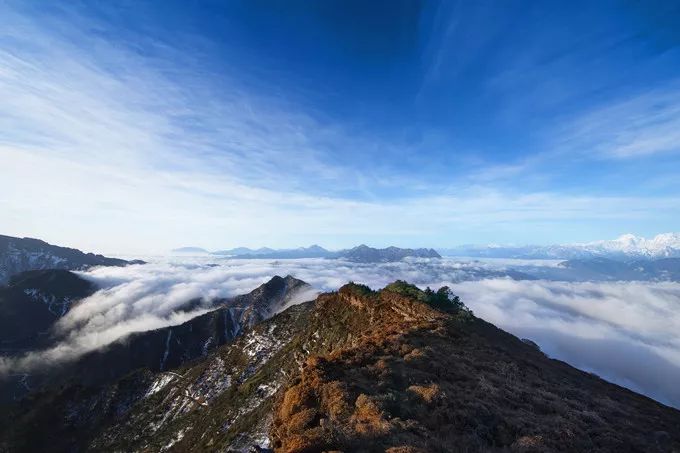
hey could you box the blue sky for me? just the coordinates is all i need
[1,0,679,253]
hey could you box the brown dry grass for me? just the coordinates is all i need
[270,283,680,453]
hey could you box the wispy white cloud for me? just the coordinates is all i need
[1,3,678,253]
[0,4,348,187]
[4,139,680,253]
[5,145,680,253]
[0,256,529,374]
[561,83,680,159]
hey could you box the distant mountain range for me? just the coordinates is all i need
[184,244,442,262]
[177,233,680,262]
[338,244,441,262]
[0,234,143,285]
[439,233,680,260]
[170,246,210,254]
[213,244,331,259]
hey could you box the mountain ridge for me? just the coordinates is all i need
[0,274,314,403]
[3,280,678,452]
[205,244,442,262]
[0,234,143,285]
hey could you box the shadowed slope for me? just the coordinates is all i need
[2,281,679,453]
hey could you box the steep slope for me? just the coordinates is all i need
[3,281,679,453]
[0,270,96,354]
[0,235,141,284]
[0,276,312,403]
[71,275,314,383]
[271,284,680,452]
[0,270,99,403]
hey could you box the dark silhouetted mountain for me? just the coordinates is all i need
[4,281,678,452]
[0,275,314,404]
[0,270,96,355]
[170,247,209,254]
[0,234,141,285]
[337,244,441,262]
[75,275,314,383]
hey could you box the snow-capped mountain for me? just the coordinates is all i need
[439,233,680,260]
[581,233,680,258]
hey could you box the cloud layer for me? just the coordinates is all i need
[450,279,680,409]
[2,257,679,409]
[0,257,528,374]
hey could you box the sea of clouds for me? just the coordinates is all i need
[1,256,679,408]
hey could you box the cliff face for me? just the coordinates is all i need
[65,275,314,385]
[2,281,680,453]
[0,275,312,404]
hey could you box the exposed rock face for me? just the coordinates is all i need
[0,235,140,285]
[3,281,679,452]
[0,275,313,404]
[71,275,314,383]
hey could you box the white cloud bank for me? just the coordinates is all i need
[0,257,523,374]
[2,257,679,409]
[450,279,680,409]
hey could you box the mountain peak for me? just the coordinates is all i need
[4,279,680,452]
